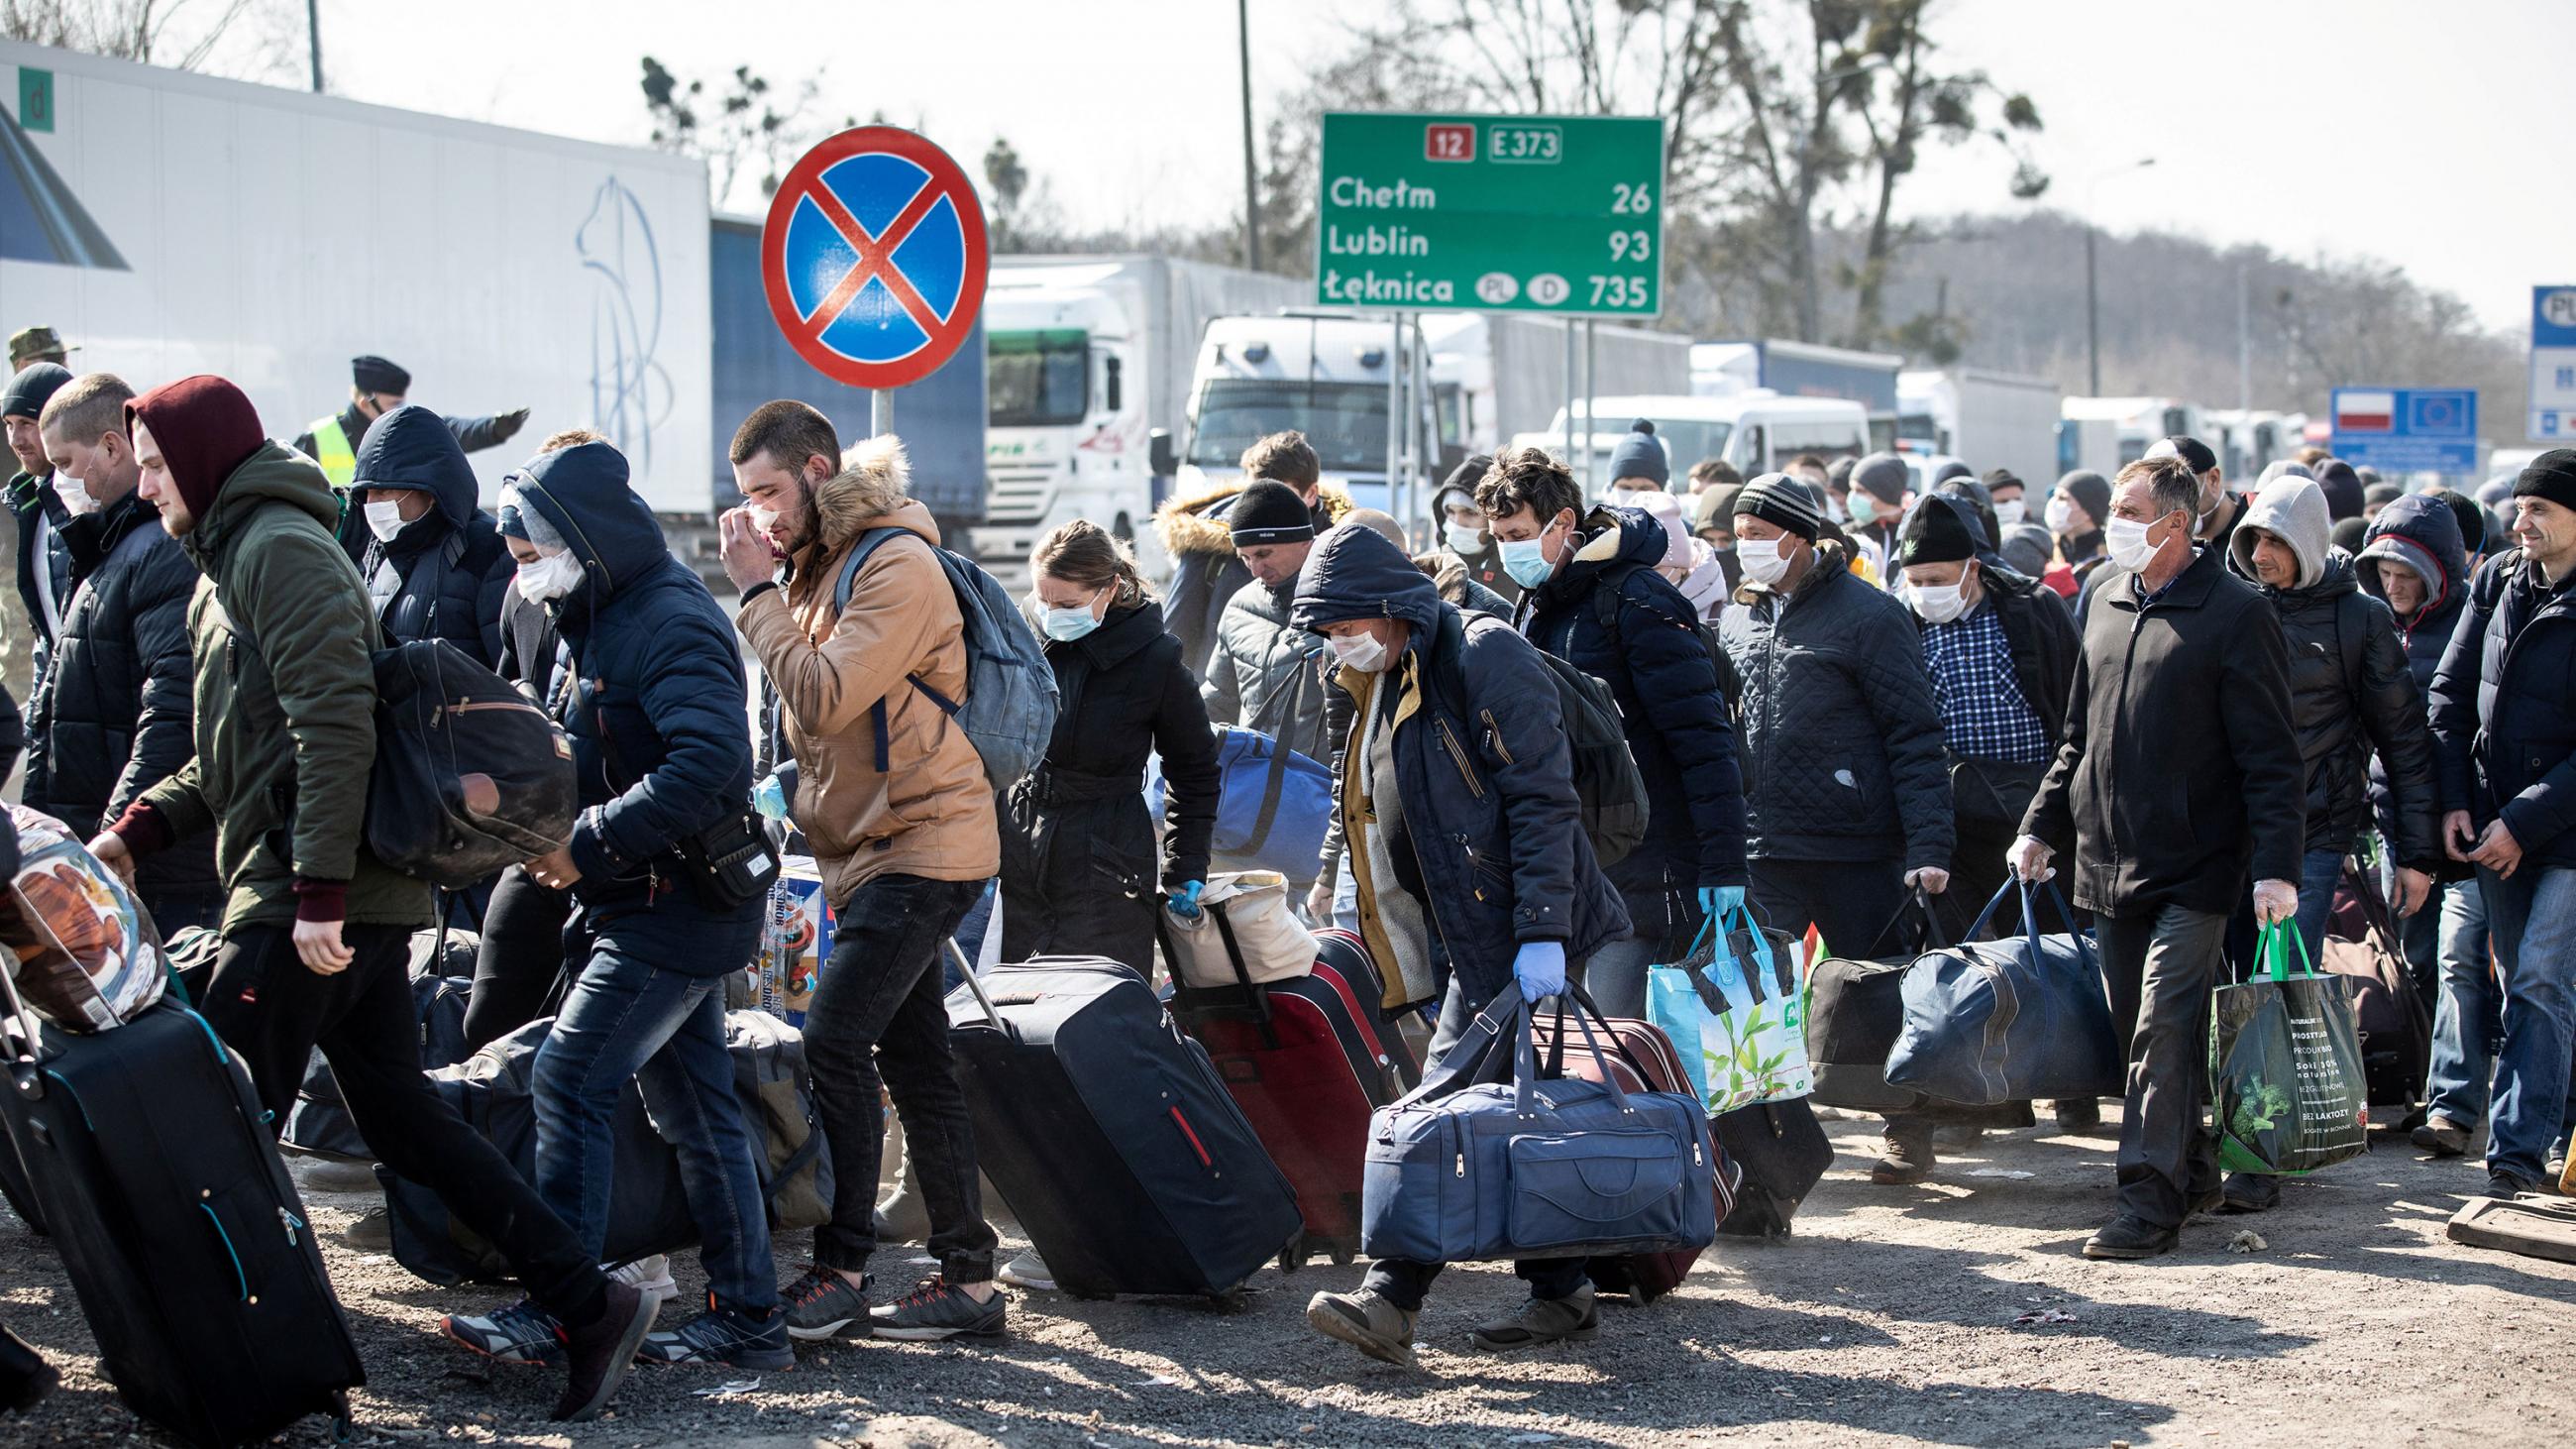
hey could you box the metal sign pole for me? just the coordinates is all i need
[1562,321,1576,464]
[871,389,892,438]
[1386,312,1404,516]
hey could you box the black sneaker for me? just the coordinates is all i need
[869,1276,1007,1341]
[781,1264,873,1341]
[554,1281,657,1423]
[635,1293,794,1371]
[442,1296,568,1368]
[2486,1170,2534,1199]
[2082,1214,2179,1260]
[2052,1098,2103,1135]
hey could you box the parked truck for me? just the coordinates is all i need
[1896,369,2061,485]
[1423,313,1691,457]
[2059,396,2207,476]
[1175,311,1442,533]
[1693,339,1904,453]
[1,39,713,511]
[970,257,1302,580]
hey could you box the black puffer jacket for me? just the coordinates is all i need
[2246,554,2441,870]
[1518,505,1748,897]
[2430,548,2576,871]
[1717,539,1954,871]
[1290,526,1627,1004]
[22,490,216,901]
[1016,600,1221,893]
[350,405,513,667]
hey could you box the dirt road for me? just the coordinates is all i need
[2,1110,2567,1447]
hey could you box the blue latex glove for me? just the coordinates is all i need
[1699,885,1745,922]
[753,771,791,822]
[1513,941,1567,999]
[1166,880,1206,921]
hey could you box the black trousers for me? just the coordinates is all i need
[200,921,608,1325]
[1748,856,1915,961]
[462,865,576,1054]
[2095,902,2228,1228]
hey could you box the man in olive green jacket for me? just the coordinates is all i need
[88,376,655,1423]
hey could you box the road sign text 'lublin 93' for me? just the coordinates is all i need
[1315,113,1665,318]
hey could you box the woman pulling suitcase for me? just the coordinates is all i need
[994,520,1223,1290]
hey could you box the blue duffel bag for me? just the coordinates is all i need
[1359,983,1717,1266]
[1884,879,2125,1106]
[1147,724,1332,880]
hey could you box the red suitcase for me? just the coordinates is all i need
[1530,1000,1739,1303]
[1163,913,1411,1266]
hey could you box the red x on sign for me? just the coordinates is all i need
[760,126,988,390]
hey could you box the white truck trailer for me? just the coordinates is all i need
[1896,368,2062,485]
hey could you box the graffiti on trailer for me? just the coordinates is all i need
[579,175,673,472]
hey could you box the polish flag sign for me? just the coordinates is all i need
[2336,390,2397,432]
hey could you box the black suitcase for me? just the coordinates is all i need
[0,991,363,1445]
[946,950,1301,1302]
[1712,1097,1835,1240]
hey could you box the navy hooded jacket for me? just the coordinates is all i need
[351,404,513,667]
[2355,492,2471,692]
[509,441,758,940]
[1291,526,1628,1004]
[1516,504,1749,906]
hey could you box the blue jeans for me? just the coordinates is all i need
[535,905,776,1313]
[2425,880,2499,1124]
[2289,846,2347,972]
[2475,865,2576,1182]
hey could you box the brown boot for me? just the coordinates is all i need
[1871,1121,1937,1184]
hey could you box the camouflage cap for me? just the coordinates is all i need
[7,326,72,369]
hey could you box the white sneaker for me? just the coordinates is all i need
[609,1254,676,1299]
[997,1250,1054,1292]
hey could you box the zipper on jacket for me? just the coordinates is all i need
[1479,709,1515,765]
[1436,719,1485,799]
[439,700,544,720]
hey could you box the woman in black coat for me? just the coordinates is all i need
[1002,520,1221,971]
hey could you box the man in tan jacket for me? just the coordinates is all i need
[722,399,1005,1343]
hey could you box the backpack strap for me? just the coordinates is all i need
[829,527,960,773]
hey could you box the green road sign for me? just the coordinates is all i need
[18,66,54,133]
[1315,111,1664,317]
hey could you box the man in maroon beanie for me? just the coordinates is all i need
[85,375,658,1422]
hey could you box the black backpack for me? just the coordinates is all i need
[1438,613,1649,867]
[364,638,580,888]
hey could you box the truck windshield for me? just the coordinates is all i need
[989,329,1089,428]
[1190,380,1391,473]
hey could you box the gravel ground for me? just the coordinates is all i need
[2,1109,2570,1448]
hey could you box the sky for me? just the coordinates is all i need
[198,0,2573,335]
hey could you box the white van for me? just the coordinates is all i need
[1526,392,1870,483]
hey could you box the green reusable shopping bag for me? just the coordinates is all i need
[2211,921,2371,1175]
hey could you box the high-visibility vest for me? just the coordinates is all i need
[307,414,356,487]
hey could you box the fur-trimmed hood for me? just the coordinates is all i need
[1152,480,1353,561]
[810,433,938,556]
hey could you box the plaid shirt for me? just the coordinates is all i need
[1920,601,2053,764]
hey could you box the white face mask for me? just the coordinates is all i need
[514,548,585,603]
[52,474,99,517]
[1737,536,1792,586]
[1907,580,1969,624]
[2105,514,2162,572]
[2045,497,2078,535]
[750,504,784,538]
[1993,498,2025,529]
[1329,629,1389,674]
[365,499,408,541]
[1443,520,1485,555]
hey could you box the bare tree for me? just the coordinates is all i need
[639,56,846,211]
[4,0,280,72]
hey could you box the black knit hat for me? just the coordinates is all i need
[1734,472,1827,542]
[2439,487,2487,554]
[2056,470,2111,530]
[0,362,71,422]
[1607,419,1668,487]
[1229,479,1315,545]
[2515,449,2576,514]
[2149,434,2218,476]
[1983,467,2025,495]
[1897,494,1980,567]
[351,354,411,394]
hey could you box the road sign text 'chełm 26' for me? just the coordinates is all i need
[1316,113,1664,317]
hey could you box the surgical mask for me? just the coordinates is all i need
[750,504,784,538]
[2105,515,2160,572]
[1040,602,1102,642]
[1443,520,1485,555]
[514,549,585,603]
[1847,493,1881,527]
[1329,629,1388,673]
[365,499,407,541]
[1906,581,1969,624]
[2044,497,2078,535]
[52,474,98,517]
[1993,499,2025,529]
[1737,537,1791,587]
[1498,534,1555,589]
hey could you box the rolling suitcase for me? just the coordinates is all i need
[0,983,362,1447]
[1314,927,1421,1088]
[1165,912,1409,1267]
[945,947,1301,1302]
[1529,998,1739,1301]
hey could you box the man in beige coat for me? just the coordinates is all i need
[723,399,1005,1343]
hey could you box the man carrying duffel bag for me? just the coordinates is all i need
[1285,524,1635,1365]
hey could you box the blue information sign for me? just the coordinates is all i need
[2329,387,2479,476]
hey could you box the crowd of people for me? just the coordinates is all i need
[0,322,2571,1424]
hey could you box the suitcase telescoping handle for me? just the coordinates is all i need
[0,936,42,1102]
[944,938,1004,1030]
